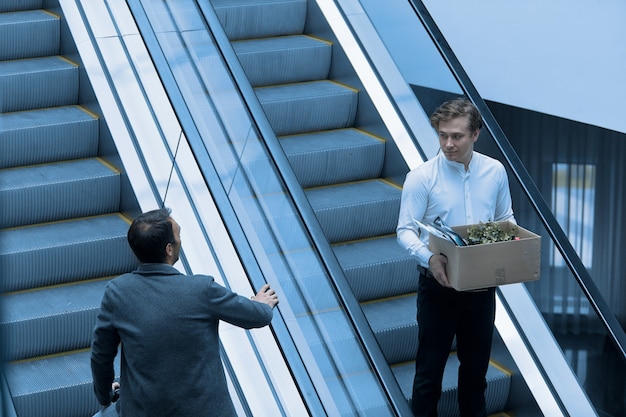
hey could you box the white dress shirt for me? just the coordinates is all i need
[396,151,515,267]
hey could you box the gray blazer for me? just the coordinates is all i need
[91,263,273,416]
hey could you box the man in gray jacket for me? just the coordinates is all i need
[91,208,279,416]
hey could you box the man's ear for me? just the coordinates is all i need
[472,129,480,142]
[165,242,173,257]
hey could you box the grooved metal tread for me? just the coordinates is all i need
[0,158,118,191]
[333,235,417,301]
[0,214,130,254]
[362,294,417,335]
[3,278,110,326]
[361,294,417,363]
[0,1,42,13]
[392,356,511,416]
[305,179,402,243]
[3,278,112,361]
[211,0,306,41]
[0,105,96,132]
[0,9,59,61]
[305,179,400,211]
[0,106,99,169]
[5,349,120,417]
[233,35,331,87]
[0,158,121,228]
[0,214,136,292]
[280,128,385,188]
[0,55,78,113]
[0,54,76,77]
[255,80,358,136]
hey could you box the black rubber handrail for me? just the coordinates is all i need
[407,0,626,361]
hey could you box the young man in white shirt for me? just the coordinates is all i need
[397,98,515,417]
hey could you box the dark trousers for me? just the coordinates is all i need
[411,272,496,417]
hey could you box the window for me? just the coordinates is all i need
[551,163,596,268]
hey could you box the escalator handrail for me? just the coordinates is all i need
[73,0,311,415]
[406,0,626,361]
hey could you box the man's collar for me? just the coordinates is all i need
[135,263,181,276]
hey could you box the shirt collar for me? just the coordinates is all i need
[440,151,474,173]
[135,263,181,276]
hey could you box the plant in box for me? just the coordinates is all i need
[466,221,517,245]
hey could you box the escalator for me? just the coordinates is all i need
[2,2,299,417]
[0,2,139,417]
[206,0,513,415]
[2,0,621,416]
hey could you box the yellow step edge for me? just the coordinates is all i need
[331,232,398,247]
[305,177,400,191]
[360,292,416,306]
[9,347,92,365]
[1,212,132,232]
[278,127,386,144]
[2,275,117,297]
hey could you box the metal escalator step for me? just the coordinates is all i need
[4,349,120,417]
[233,35,331,87]
[0,55,78,112]
[0,9,59,61]
[255,80,358,136]
[0,106,99,169]
[392,356,511,417]
[0,214,137,292]
[305,179,401,243]
[211,0,306,41]
[2,278,111,361]
[361,294,417,364]
[280,128,385,188]
[0,1,42,13]
[0,158,121,228]
[333,235,417,301]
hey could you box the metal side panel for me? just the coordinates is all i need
[313,0,433,165]
[496,284,597,417]
[57,1,306,416]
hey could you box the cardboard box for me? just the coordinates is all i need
[428,221,541,291]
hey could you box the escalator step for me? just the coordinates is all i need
[361,294,417,364]
[4,349,119,417]
[392,356,511,417]
[333,235,417,301]
[2,278,111,361]
[0,9,59,61]
[211,0,306,41]
[0,1,42,13]
[233,35,331,87]
[0,158,121,228]
[305,179,401,243]
[280,128,385,188]
[0,55,78,112]
[0,214,137,292]
[255,80,358,136]
[0,106,99,169]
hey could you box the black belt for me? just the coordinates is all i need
[419,265,492,292]
[417,265,434,278]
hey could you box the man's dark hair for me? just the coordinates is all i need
[429,97,483,132]
[127,208,174,263]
